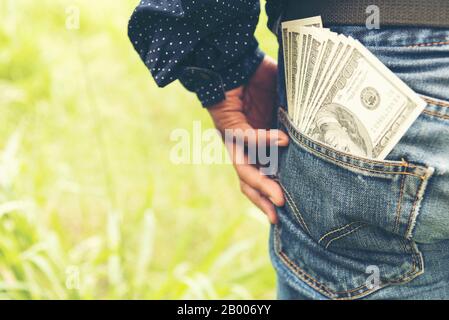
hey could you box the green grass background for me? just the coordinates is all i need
[0,0,279,299]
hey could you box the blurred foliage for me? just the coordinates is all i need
[0,0,279,299]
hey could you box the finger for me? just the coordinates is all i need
[240,180,278,224]
[225,128,288,174]
[273,129,290,147]
[234,153,285,207]
[229,127,289,148]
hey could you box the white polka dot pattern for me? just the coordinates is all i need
[128,0,281,107]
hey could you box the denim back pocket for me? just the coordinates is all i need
[389,95,449,244]
[273,108,434,299]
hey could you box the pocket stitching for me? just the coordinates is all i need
[393,174,407,234]
[323,225,366,249]
[279,182,312,236]
[422,96,449,108]
[274,224,424,299]
[318,221,365,246]
[279,109,427,178]
[275,110,428,299]
[291,136,422,178]
[422,109,449,120]
[421,96,449,120]
[279,109,407,166]
[275,226,379,298]
[387,239,424,285]
[407,40,449,48]
[405,172,433,239]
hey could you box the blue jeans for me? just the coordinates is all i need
[272,26,449,300]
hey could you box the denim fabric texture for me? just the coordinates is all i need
[272,26,449,300]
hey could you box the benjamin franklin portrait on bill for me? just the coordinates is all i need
[311,103,372,157]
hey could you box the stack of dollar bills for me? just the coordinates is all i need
[281,16,426,160]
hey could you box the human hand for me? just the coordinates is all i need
[207,56,289,224]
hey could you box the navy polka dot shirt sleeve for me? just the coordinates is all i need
[128,0,274,107]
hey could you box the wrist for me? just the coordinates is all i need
[179,48,265,107]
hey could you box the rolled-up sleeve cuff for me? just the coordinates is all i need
[179,48,265,107]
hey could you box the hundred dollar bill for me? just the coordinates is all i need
[304,35,351,131]
[283,17,425,160]
[303,37,335,126]
[296,28,324,128]
[290,32,300,116]
[295,33,307,121]
[296,33,311,123]
[281,27,289,102]
[302,31,340,129]
[307,42,426,159]
[281,16,323,113]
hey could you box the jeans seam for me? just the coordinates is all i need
[323,225,366,249]
[387,239,424,285]
[275,207,425,299]
[393,174,407,234]
[278,109,426,178]
[405,170,433,240]
[274,226,338,298]
[279,109,405,166]
[318,221,364,244]
[422,109,449,120]
[290,134,422,178]
[422,97,449,108]
[406,40,449,48]
[275,226,377,298]
[275,223,423,299]
[279,183,312,236]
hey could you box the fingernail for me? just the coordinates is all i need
[276,138,288,146]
